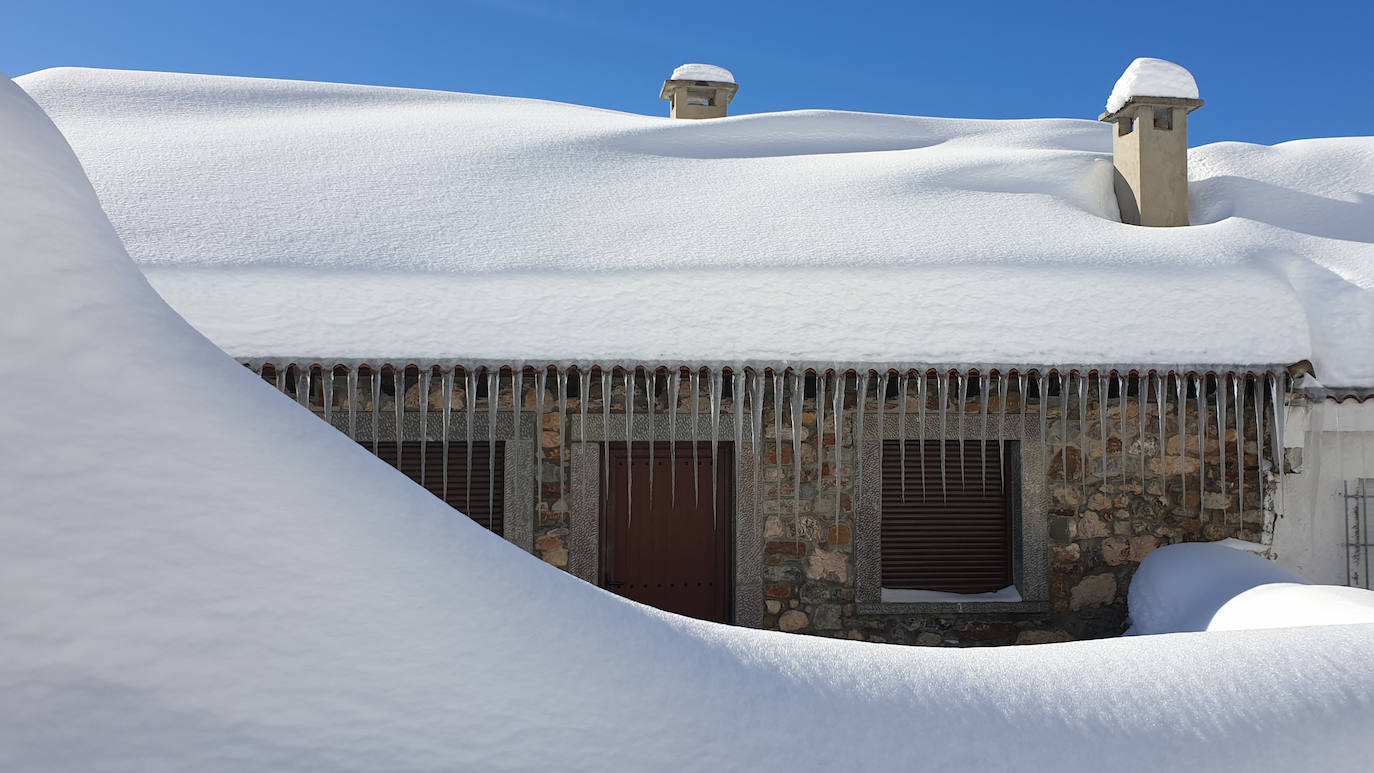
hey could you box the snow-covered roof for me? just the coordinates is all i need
[6,72,1374,771]
[17,67,1374,385]
[1105,57,1200,114]
[669,62,735,83]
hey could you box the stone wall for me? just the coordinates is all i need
[266,364,1275,647]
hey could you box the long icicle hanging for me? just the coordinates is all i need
[370,367,382,456]
[297,364,312,410]
[488,368,499,525]
[690,368,701,506]
[393,368,405,473]
[1155,372,1167,507]
[512,367,523,448]
[979,372,990,494]
[1269,371,1286,516]
[557,367,569,500]
[578,367,591,505]
[601,368,612,509]
[418,369,431,489]
[855,370,870,510]
[1037,371,1049,503]
[832,369,845,525]
[646,366,656,506]
[732,368,746,529]
[1098,372,1109,489]
[322,366,334,425]
[466,368,477,512]
[624,366,635,527]
[441,368,454,503]
[1232,373,1244,525]
[938,371,950,504]
[896,372,908,502]
[1196,373,1208,520]
[1116,371,1127,490]
[1136,373,1148,493]
[1060,372,1071,497]
[668,367,680,505]
[790,369,804,541]
[875,371,889,497]
[815,370,828,509]
[1176,373,1187,512]
[1253,374,1265,523]
[773,370,785,513]
[955,371,967,489]
[1216,373,1228,517]
[346,367,358,440]
[997,372,1008,490]
[709,367,723,533]
[750,369,765,536]
[916,371,928,501]
[1078,372,1089,498]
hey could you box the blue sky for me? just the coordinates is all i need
[4,0,1371,145]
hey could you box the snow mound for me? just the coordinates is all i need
[1106,57,1199,113]
[1126,542,1306,635]
[16,67,1374,384]
[1210,584,1374,631]
[670,62,735,83]
[5,72,1374,771]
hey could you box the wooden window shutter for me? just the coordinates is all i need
[880,439,1013,593]
[367,440,506,535]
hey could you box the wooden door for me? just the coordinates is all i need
[601,442,733,623]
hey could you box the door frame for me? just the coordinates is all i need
[567,411,764,626]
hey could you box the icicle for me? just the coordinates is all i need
[393,368,405,472]
[466,368,477,512]
[625,367,635,526]
[1155,373,1167,506]
[938,372,950,503]
[1176,373,1186,509]
[345,368,358,440]
[488,368,499,523]
[710,367,723,532]
[275,365,286,394]
[601,368,612,506]
[1253,375,1266,520]
[1136,373,1148,491]
[512,367,523,447]
[916,371,928,501]
[668,367,680,505]
[955,371,967,488]
[557,368,569,497]
[297,365,312,409]
[441,369,453,503]
[816,370,828,506]
[646,367,656,505]
[1268,372,1285,509]
[1216,373,1228,516]
[855,370,870,507]
[1097,372,1108,489]
[875,371,888,494]
[690,368,701,506]
[578,368,591,505]
[1037,371,1049,501]
[997,373,1008,489]
[371,368,382,456]
[322,367,334,424]
[773,370,785,511]
[749,369,765,529]
[1233,374,1244,522]
[534,367,547,513]
[1116,372,1127,490]
[1077,372,1088,497]
[418,369,431,488]
[1060,372,1071,495]
[832,370,845,523]
[789,369,803,537]
[896,372,907,502]
[1196,374,1208,519]
[732,368,745,522]
[978,372,990,493]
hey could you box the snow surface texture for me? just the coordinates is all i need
[5,74,1374,773]
[17,67,1374,384]
[1105,57,1200,114]
[670,62,735,83]
[1125,541,1374,634]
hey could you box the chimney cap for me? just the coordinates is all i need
[1099,95,1204,123]
[1104,58,1199,115]
[668,63,735,84]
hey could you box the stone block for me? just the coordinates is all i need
[1069,573,1117,610]
[779,610,809,632]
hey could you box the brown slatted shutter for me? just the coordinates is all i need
[367,441,505,535]
[880,439,1013,593]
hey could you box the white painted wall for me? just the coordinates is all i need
[1271,399,1374,585]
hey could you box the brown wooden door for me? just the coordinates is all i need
[602,442,733,624]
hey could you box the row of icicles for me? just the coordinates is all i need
[257,363,1289,536]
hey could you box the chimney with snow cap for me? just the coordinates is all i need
[660,63,737,119]
[1099,58,1203,227]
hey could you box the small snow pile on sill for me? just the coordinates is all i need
[1126,541,1304,635]
[670,62,734,83]
[1105,57,1199,113]
[881,586,1022,603]
[1210,583,1374,631]
[7,72,1374,770]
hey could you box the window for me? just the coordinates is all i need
[879,439,1015,593]
[365,440,506,534]
[1152,107,1173,130]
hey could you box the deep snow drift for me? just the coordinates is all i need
[3,73,1374,772]
[17,68,1374,384]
